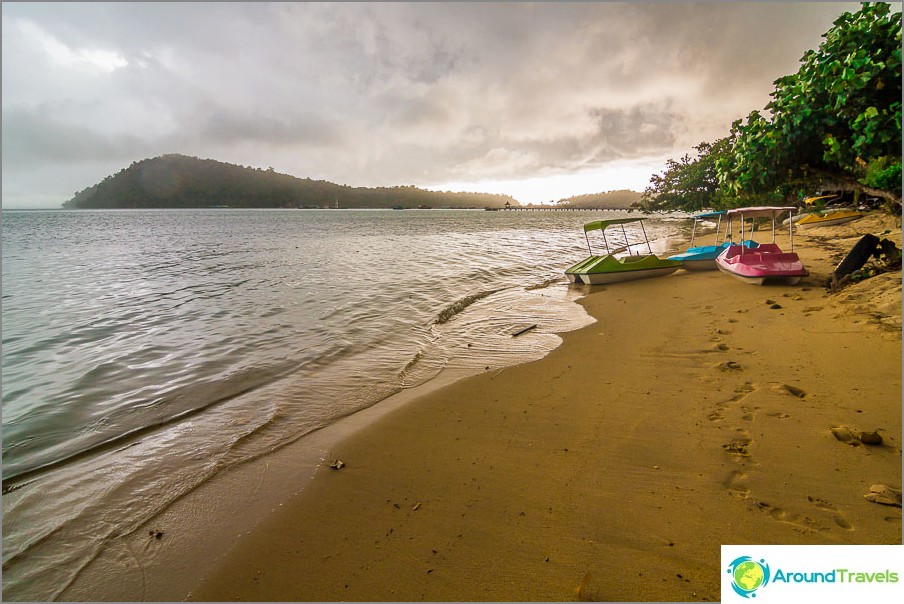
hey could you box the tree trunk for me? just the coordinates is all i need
[814,171,902,208]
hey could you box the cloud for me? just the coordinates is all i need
[2,104,146,166]
[1,1,866,207]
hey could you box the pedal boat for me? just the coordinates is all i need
[715,206,809,285]
[565,218,682,285]
[668,211,758,270]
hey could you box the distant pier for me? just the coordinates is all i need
[503,206,634,211]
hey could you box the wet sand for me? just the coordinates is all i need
[183,212,902,602]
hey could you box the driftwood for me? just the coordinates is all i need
[828,236,902,291]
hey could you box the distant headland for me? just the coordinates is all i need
[61,154,641,210]
[61,154,519,210]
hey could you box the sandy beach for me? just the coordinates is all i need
[181,213,902,602]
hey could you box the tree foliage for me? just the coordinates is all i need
[643,2,901,213]
[640,139,735,212]
[719,2,902,206]
[63,155,518,210]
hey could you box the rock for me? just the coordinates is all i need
[329,459,346,470]
[864,484,902,507]
[858,430,883,445]
[830,426,856,443]
[782,384,806,398]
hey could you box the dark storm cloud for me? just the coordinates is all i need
[194,106,346,148]
[587,104,682,160]
[1,1,866,207]
[2,104,146,165]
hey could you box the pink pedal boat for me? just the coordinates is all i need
[716,206,810,285]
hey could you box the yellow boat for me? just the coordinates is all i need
[795,208,864,228]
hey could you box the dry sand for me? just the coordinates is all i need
[185,212,903,602]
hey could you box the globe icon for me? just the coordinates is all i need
[733,560,765,592]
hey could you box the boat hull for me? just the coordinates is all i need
[669,241,759,271]
[795,212,863,228]
[578,264,681,284]
[679,258,718,271]
[566,254,682,285]
[715,243,808,286]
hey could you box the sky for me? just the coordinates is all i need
[1,1,868,208]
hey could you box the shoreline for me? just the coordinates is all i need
[189,213,901,601]
[45,213,902,602]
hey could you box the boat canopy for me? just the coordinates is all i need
[582,217,653,256]
[724,206,797,251]
[685,210,727,248]
[725,206,797,218]
[583,217,646,233]
[691,210,726,219]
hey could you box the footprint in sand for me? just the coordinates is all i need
[708,383,757,423]
[731,382,756,400]
[724,470,750,499]
[755,502,824,533]
[807,496,854,530]
[723,430,752,459]
[766,412,791,419]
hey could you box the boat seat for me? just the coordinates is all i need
[620,255,653,264]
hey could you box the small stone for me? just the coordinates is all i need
[830,426,856,443]
[858,431,883,445]
[770,303,783,310]
[782,384,806,398]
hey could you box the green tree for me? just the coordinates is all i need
[641,138,735,212]
[719,2,902,208]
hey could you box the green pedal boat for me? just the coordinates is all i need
[565,218,683,285]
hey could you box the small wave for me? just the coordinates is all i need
[525,276,567,291]
[400,349,426,375]
[0,362,298,484]
[433,288,505,325]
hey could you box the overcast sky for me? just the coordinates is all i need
[2,2,867,208]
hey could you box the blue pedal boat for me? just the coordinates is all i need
[669,211,757,271]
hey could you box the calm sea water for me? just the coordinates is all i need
[1,208,686,599]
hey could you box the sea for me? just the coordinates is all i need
[1,208,688,599]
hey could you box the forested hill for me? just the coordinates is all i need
[554,190,642,209]
[62,154,519,210]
